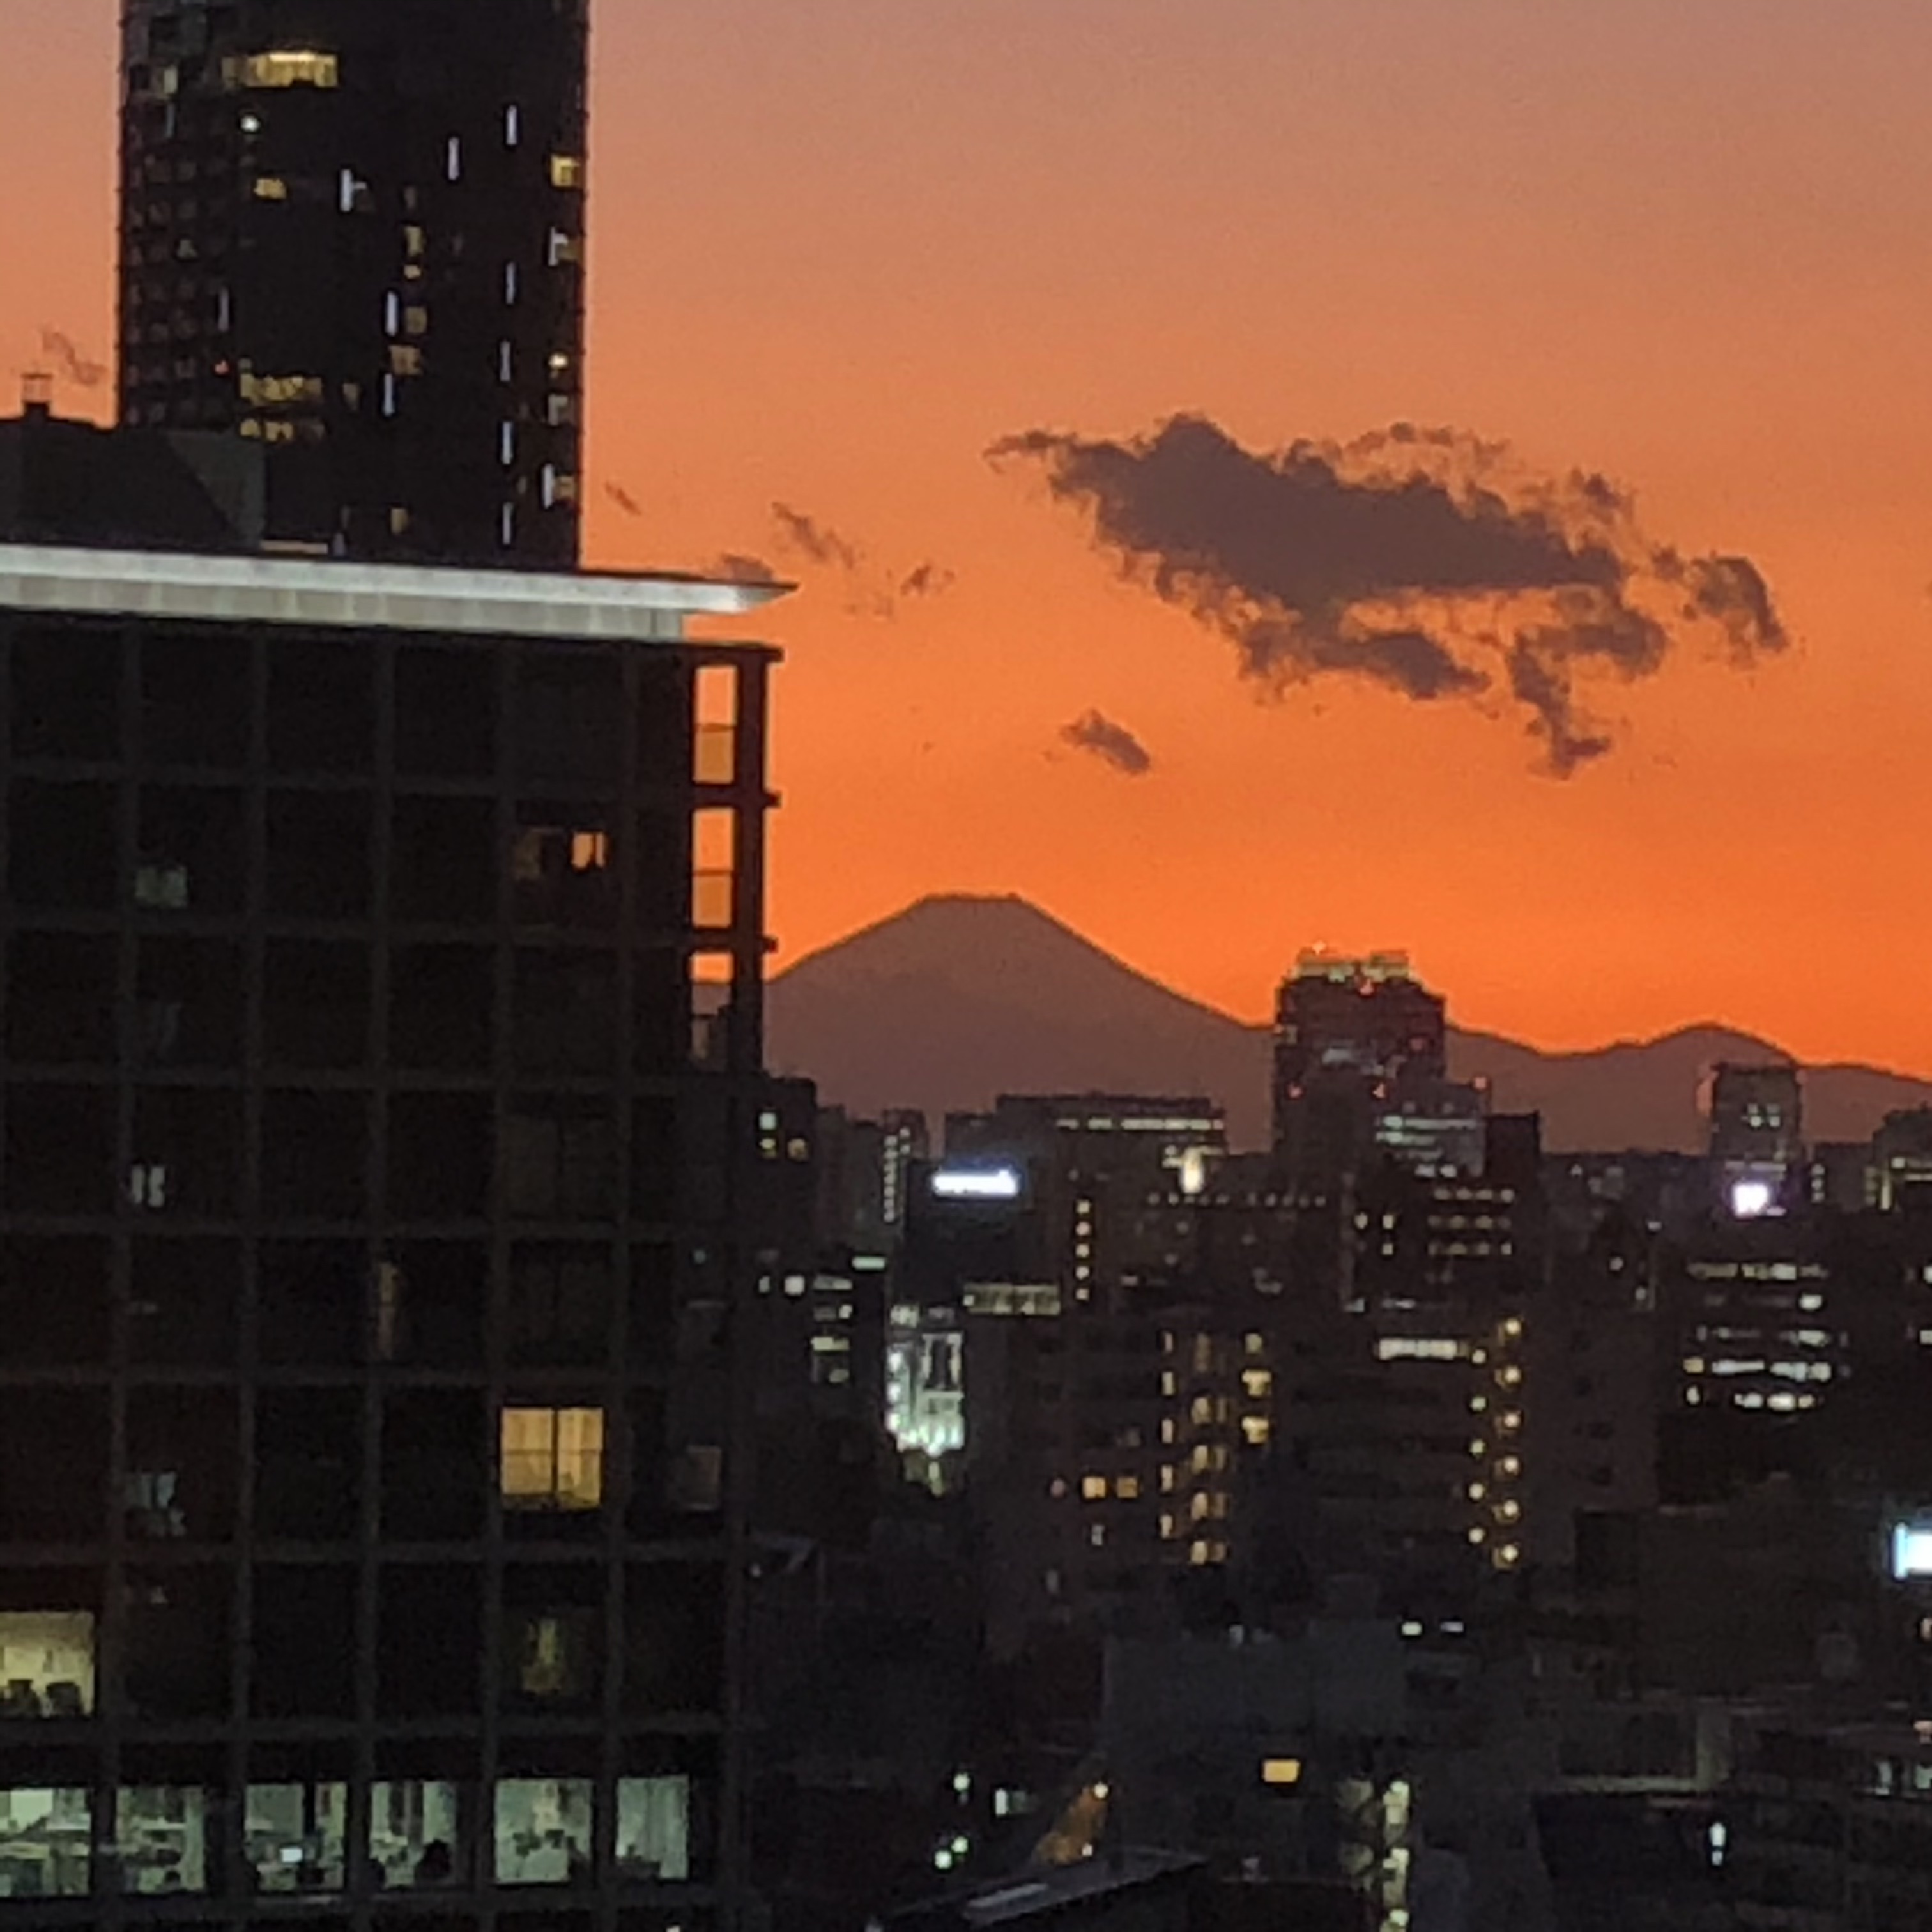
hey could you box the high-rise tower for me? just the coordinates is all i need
[118,0,588,565]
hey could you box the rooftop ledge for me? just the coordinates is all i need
[0,542,792,643]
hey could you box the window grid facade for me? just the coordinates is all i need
[118,0,590,566]
[0,591,776,1931]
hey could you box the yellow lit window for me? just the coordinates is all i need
[1079,1475,1107,1501]
[404,225,427,259]
[252,176,289,201]
[1241,1416,1271,1446]
[570,830,610,873]
[551,154,585,190]
[500,1407,604,1511]
[389,507,411,536]
[230,50,341,89]
[1241,1368,1272,1399]
[389,346,423,376]
[404,306,429,338]
[1115,1476,1141,1501]
[1160,1464,1176,1493]
[1261,1758,1303,1788]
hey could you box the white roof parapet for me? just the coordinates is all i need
[0,543,790,643]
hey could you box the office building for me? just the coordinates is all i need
[1707,1063,1804,1219]
[1272,953,1447,1188]
[0,537,783,1928]
[119,0,589,564]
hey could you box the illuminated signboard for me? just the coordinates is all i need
[930,1167,1023,1202]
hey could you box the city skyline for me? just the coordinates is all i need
[6,0,1932,1068]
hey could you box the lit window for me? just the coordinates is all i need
[1241,1368,1272,1399]
[500,1407,604,1511]
[500,422,516,466]
[114,1786,208,1894]
[127,1163,171,1211]
[1261,1758,1303,1788]
[228,50,340,89]
[135,862,190,909]
[505,105,522,147]
[252,175,289,201]
[389,346,422,376]
[568,830,610,873]
[447,137,463,181]
[1241,1416,1271,1446]
[0,1790,91,1896]
[247,1782,348,1892]
[1116,1476,1141,1500]
[0,1612,95,1719]
[493,1780,592,1885]
[616,1777,689,1882]
[404,305,429,338]
[1080,1475,1106,1501]
[371,1781,463,1890]
[551,153,586,190]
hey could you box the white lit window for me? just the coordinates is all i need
[500,1407,604,1511]
[493,1780,591,1886]
[114,1786,208,1894]
[616,1777,689,1882]
[0,1788,91,1894]
[500,422,516,466]
[505,105,522,147]
[127,1164,171,1211]
[370,1780,463,1890]
[504,262,519,304]
[447,136,463,181]
[246,1782,348,1892]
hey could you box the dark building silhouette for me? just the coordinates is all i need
[1271,952,1447,1186]
[0,536,785,1924]
[119,0,588,564]
[1,386,263,550]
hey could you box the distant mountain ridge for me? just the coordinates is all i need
[765,895,1932,1153]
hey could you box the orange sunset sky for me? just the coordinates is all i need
[4,1,1932,1064]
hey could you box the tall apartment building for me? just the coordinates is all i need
[119,0,588,564]
[0,538,783,1929]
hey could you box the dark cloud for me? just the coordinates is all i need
[38,328,107,390]
[1061,709,1154,777]
[712,552,780,585]
[899,561,958,601]
[772,502,864,574]
[991,414,1789,774]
